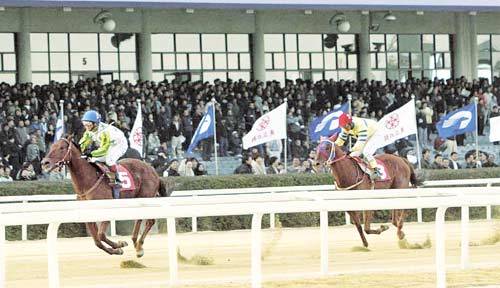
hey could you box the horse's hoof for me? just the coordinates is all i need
[398,231,406,240]
[118,241,128,248]
[136,249,144,258]
[380,225,389,232]
[116,248,124,255]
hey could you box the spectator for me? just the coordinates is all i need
[147,131,161,155]
[482,153,498,167]
[301,160,314,173]
[16,162,37,181]
[431,153,445,169]
[163,159,180,177]
[266,156,284,174]
[266,139,282,161]
[251,153,266,175]
[421,149,432,169]
[234,154,253,174]
[178,158,195,177]
[0,165,13,182]
[465,153,478,169]
[288,157,303,173]
[448,152,461,169]
[169,114,184,158]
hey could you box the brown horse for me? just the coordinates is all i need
[315,135,419,247]
[41,137,171,257]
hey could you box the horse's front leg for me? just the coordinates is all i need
[98,221,128,249]
[363,210,389,235]
[348,211,369,247]
[86,222,123,255]
[134,219,155,258]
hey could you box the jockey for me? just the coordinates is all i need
[334,113,382,180]
[79,110,128,186]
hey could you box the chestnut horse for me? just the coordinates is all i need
[41,137,171,257]
[315,136,418,247]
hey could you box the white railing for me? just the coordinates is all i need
[2,178,500,239]
[1,187,500,288]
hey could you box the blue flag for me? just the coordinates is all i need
[308,103,349,141]
[187,103,215,154]
[54,109,64,142]
[436,103,476,138]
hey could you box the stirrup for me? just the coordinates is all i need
[370,169,382,180]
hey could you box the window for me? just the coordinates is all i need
[264,33,358,81]
[30,33,137,84]
[477,34,500,80]
[0,33,17,83]
[370,34,451,81]
[152,33,251,82]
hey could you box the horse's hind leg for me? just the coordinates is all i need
[86,222,124,255]
[363,211,389,235]
[131,220,142,250]
[135,219,155,258]
[395,210,406,240]
[98,221,128,249]
[348,211,369,247]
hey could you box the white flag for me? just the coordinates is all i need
[243,102,287,149]
[54,109,64,142]
[363,100,417,155]
[489,116,500,142]
[129,103,143,157]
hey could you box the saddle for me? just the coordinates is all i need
[93,162,136,198]
[350,156,391,182]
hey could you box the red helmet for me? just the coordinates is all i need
[338,113,353,128]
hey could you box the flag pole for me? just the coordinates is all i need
[474,96,480,168]
[284,98,288,173]
[136,99,144,158]
[412,96,422,170]
[347,94,352,150]
[59,100,66,178]
[211,98,219,176]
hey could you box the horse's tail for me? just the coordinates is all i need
[402,157,422,187]
[158,179,174,197]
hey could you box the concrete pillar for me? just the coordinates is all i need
[138,10,152,81]
[453,13,470,79]
[358,12,371,81]
[252,12,266,82]
[469,12,478,80]
[17,8,32,83]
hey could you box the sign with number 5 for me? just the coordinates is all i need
[118,171,132,189]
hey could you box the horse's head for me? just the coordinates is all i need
[315,134,344,165]
[41,136,77,172]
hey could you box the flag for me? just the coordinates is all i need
[363,100,417,155]
[187,103,215,154]
[54,109,64,142]
[129,103,143,157]
[489,116,500,142]
[308,103,349,141]
[436,103,476,139]
[242,102,287,149]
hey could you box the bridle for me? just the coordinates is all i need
[46,138,73,173]
[318,139,365,190]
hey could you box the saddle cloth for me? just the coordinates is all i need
[94,163,136,191]
[351,156,391,181]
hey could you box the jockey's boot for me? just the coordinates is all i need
[106,172,118,187]
[368,159,381,181]
[372,167,383,180]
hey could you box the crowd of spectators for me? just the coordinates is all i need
[1,75,500,180]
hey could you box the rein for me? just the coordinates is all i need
[47,138,106,200]
[46,138,73,173]
[319,139,366,190]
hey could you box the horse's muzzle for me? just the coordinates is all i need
[41,158,55,173]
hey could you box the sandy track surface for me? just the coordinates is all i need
[5,220,500,287]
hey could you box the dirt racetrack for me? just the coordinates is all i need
[5,219,500,288]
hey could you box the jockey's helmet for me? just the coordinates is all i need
[82,110,101,123]
[338,113,353,128]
